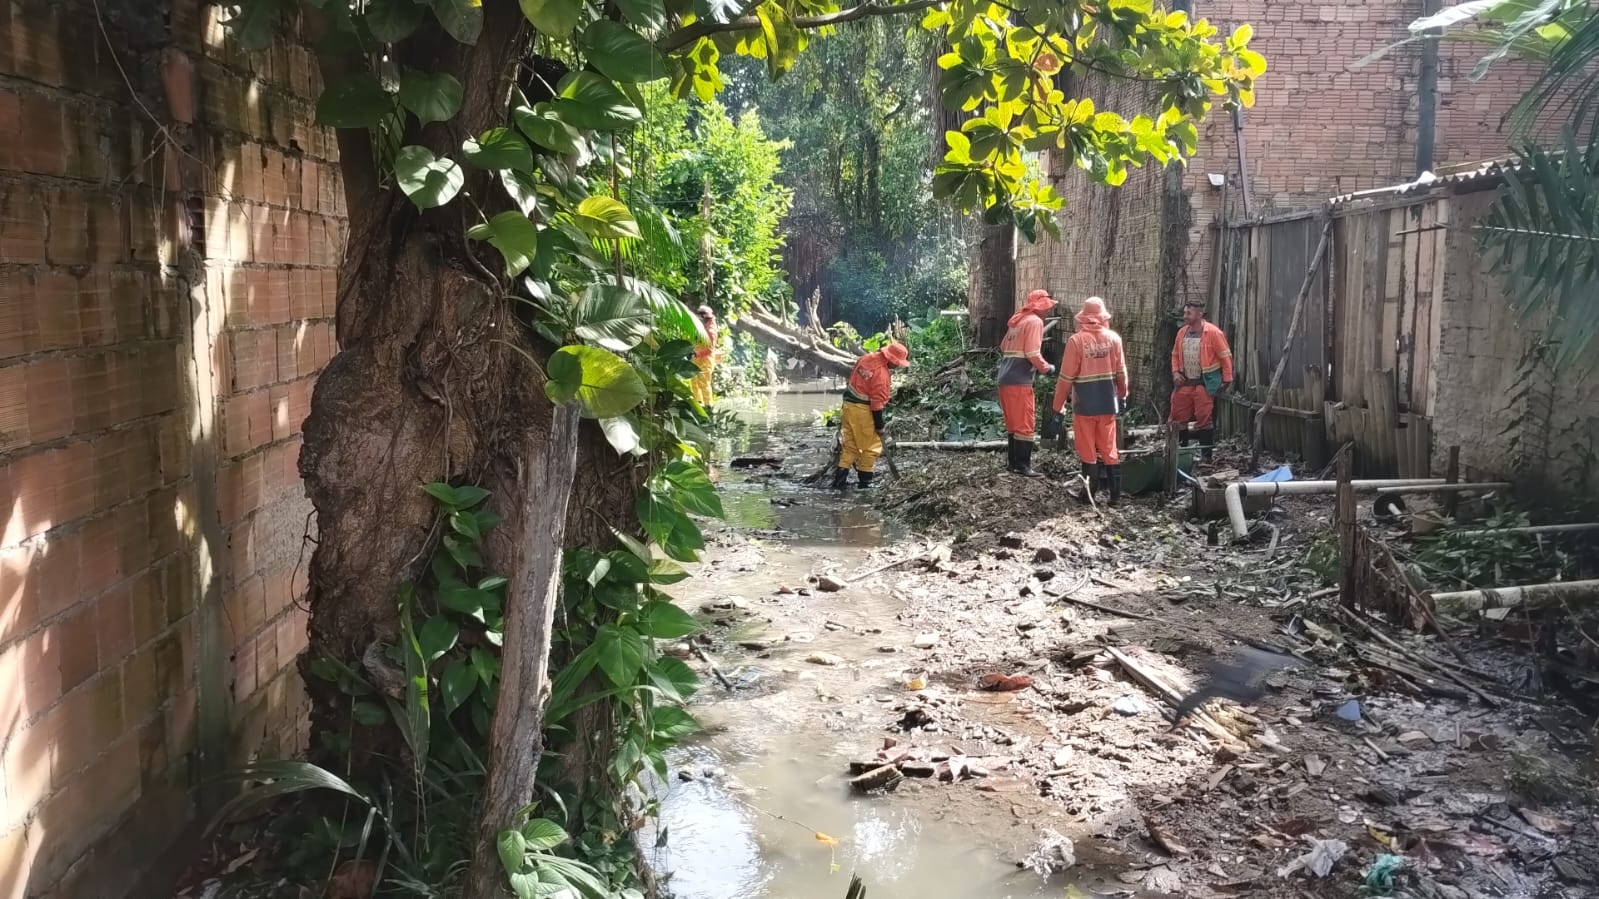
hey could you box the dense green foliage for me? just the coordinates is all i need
[637,86,794,318]
[725,22,969,331]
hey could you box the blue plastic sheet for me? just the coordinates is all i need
[1252,465,1294,483]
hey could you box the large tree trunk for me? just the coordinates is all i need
[298,5,642,896]
[967,220,1016,347]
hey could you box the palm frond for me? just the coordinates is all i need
[1481,132,1599,369]
[1509,4,1599,137]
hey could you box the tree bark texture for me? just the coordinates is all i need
[967,220,1015,347]
[297,4,644,895]
[463,404,582,898]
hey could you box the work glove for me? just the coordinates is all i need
[1042,413,1063,440]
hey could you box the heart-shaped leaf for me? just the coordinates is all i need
[600,416,642,455]
[582,20,667,83]
[393,146,464,209]
[366,0,426,42]
[543,345,647,418]
[519,0,581,36]
[398,70,463,124]
[463,127,536,172]
[616,0,665,30]
[555,72,642,131]
[514,102,584,156]
[466,211,540,277]
[431,0,483,44]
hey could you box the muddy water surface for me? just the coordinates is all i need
[645,388,1069,899]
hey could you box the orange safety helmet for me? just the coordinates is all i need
[881,341,910,368]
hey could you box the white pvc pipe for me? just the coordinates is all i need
[1225,478,1444,539]
[1455,522,1599,538]
[1371,482,1512,495]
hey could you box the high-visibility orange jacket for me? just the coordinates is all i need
[1051,317,1128,417]
[1170,320,1233,390]
[694,320,719,360]
[996,294,1055,385]
[845,350,895,412]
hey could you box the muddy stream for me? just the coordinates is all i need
[644,388,1099,899]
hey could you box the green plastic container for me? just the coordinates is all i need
[1118,444,1198,496]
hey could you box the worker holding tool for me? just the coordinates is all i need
[996,288,1057,477]
[691,304,719,408]
[832,341,911,490]
[1169,300,1234,462]
[1047,297,1129,504]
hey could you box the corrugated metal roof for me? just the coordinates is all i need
[1327,157,1523,206]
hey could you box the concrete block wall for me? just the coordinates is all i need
[0,1,342,896]
[1431,192,1599,491]
[1016,0,1543,393]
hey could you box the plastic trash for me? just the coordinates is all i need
[1335,700,1362,722]
[1111,694,1145,716]
[1252,465,1295,483]
[1364,854,1404,893]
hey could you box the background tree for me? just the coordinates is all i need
[219,0,1260,895]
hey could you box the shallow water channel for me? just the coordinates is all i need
[644,387,1069,899]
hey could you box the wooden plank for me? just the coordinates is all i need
[1382,210,1405,375]
[1367,370,1399,476]
[1396,206,1421,408]
[1422,200,1449,418]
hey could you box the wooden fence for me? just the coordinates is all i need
[1208,193,1450,478]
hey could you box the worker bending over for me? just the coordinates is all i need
[1049,297,1129,504]
[996,289,1058,477]
[1169,301,1233,462]
[691,304,719,408]
[833,342,911,490]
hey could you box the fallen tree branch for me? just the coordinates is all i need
[1045,586,1163,622]
[734,311,855,377]
[1429,579,1599,616]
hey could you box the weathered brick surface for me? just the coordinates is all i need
[1016,0,1541,394]
[0,1,341,896]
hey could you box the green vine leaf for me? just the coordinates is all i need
[440,658,478,712]
[638,601,697,639]
[555,72,643,131]
[315,72,392,129]
[514,103,585,156]
[650,705,700,739]
[593,623,646,687]
[616,0,665,31]
[398,70,464,124]
[519,0,582,37]
[497,829,528,876]
[693,0,742,25]
[582,21,668,83]
[418,615,459,663]
[543,345,648,418]
[431,0,483,44]
[521,818,569,851]
[463,127,537,172]
[467,211,540,277]
[366,0,426,42]
[393,146,464,209]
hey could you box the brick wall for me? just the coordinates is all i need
[1431,191,1599,491]
[1015,0,1542,393]
[0,1,342,897]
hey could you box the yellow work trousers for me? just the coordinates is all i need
[691,355,714,407]
[836,401,883,473]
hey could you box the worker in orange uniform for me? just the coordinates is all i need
[691,304,719,408]
[832,341,911,490]
[996,288,1057,477]
[1169,300,1233,462]
[1047,297,1129,504]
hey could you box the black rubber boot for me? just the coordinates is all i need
[857,470,876,489]
[1108,464,1122,506]
[831,466,850,490]
[1016,440,1044,478]
[1177,429,1192,446]
[1198,428,1216,462]
[1096,462,1111,500]
[1005,435,1019,473]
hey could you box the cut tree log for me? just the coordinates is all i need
[848,763,904,794]
[734,310,856,377]
[1102,645,1249,751]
